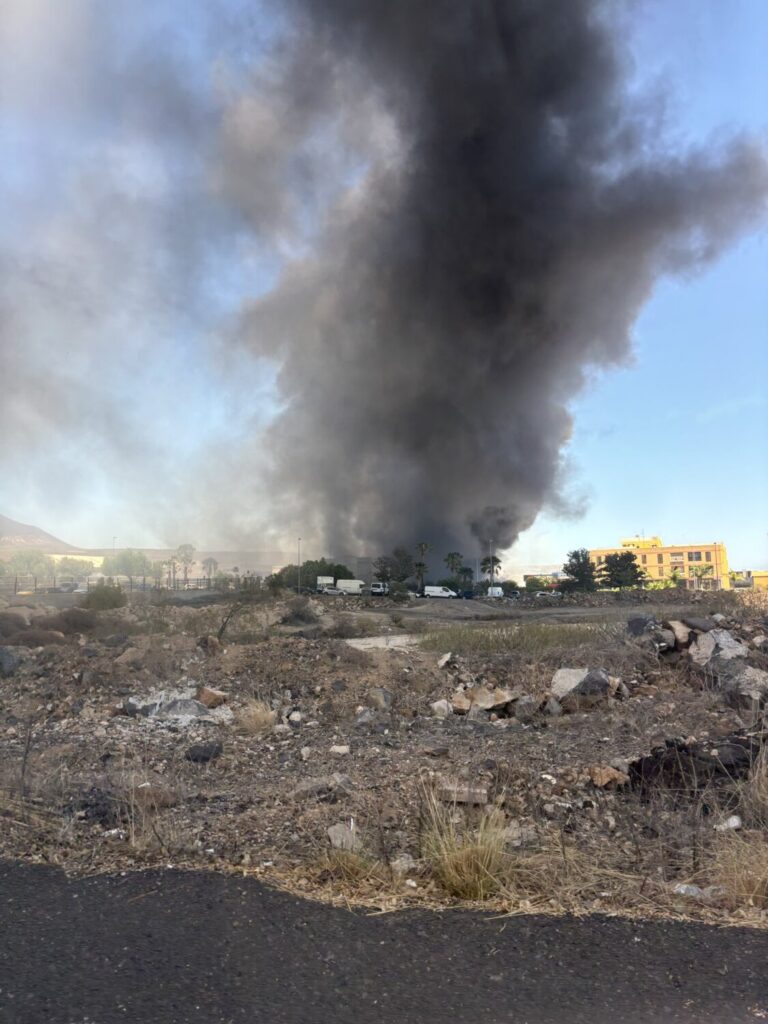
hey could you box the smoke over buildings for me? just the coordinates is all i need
[1,1,766,554]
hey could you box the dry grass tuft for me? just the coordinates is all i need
[419,622,616,658]
[235,698,277,736]
[420,785,508,899]
[313,849,390,886]
[739,749,768,828]
[710,831,768,909]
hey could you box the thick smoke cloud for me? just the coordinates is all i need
[0,0,765,555]
[239,0,766,554]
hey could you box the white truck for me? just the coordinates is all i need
[487,586,504,598]
[423,585,458,598]
[335,579,366,595]
[316,575,335,593]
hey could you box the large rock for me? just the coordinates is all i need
[550,668,613,711]
[451,685,515,714]
[327,822,362,852]
[185,740,223,763]
[627,615,655,636]
[682,617,717,633]
[513,695,539,723]
[689,629,749,666]
[430,699,452,719]
[717,661,768,711]
[1,607,32,628]
[114,647,143,668]
[0,646,21,678]
[368,687,393,711]
[195,685,228,709]
[665,620,694,648]
[153,698,210,723]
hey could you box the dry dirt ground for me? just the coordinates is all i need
[1,587,768,927]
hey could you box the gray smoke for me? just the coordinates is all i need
[235,0,767,554]
[0,1,765,554]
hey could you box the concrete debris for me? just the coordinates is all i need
[430,699,452,719]
[437,780,488,805]
[330,744,351,757]
[195,685,228,709]
[588,765,630,789]
[451,685,515,714]
[714,814,742,832]
[327,821,361,852]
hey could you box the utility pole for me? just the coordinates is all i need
[297,537,301,595]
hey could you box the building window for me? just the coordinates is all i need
[688,551,702,562]
[705,551,712,562]
[641,555,647,564]
[657,554,663,564]
[658,568,664,577]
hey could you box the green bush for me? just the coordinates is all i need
[81,580,127,610]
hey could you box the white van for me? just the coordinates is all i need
[370,582,389,596]
[423,585,458,599]
[487,586,504,598]
[336,579,366,595]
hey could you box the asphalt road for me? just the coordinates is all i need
[1,863,766,1024]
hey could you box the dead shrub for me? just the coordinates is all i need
[710,831,768,909]
[280,597,319,626]
[81,581,127,610]
[2,628,67,646]
[235,698,277,736]
[37,608,97,634]
[329,642,373,668]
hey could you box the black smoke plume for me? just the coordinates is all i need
[238,0,766,554]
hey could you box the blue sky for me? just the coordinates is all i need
[1,0,766,568]
[512,0,768,571]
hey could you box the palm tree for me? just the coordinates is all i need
[690,564,715,590]
[202,557,218,581]
[414,561,428,593]
[444,551,463,579]
[175,544,196,584]
[481,554,502,582]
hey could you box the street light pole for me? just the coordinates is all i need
[297,537,301,595]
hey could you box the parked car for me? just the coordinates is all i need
[506,590,521,599]
[534,590,562,599]
[459,590,475,600]
[321,586,343,596]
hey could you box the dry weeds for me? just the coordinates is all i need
[235,698,277,736]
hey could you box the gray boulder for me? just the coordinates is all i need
[368,686,393,711]
[514,695,539,723]
[682,617,717,633]
[689,629,749,667]
[551,667,612,711]
[0,647,21,678]
[627,615,656,637]
[716,661,768,712]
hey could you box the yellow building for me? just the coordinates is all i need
[589,536,730,590]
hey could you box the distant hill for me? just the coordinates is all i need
[0,514,75,552]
